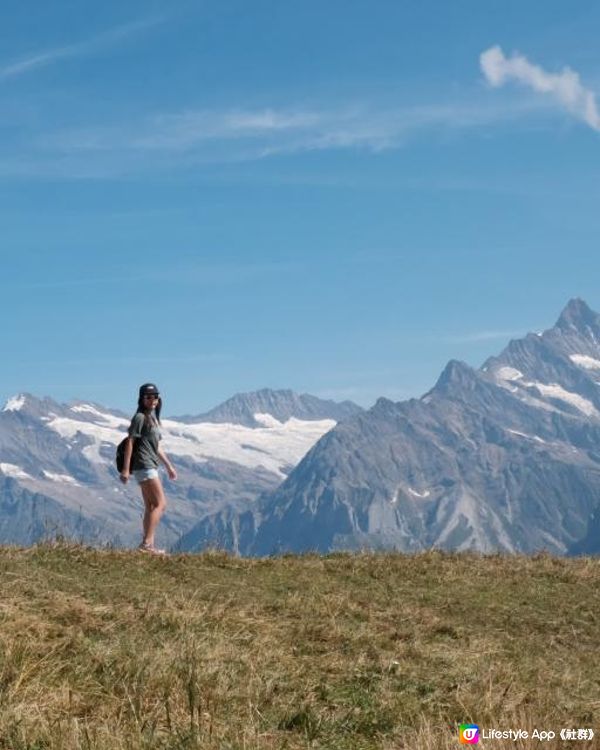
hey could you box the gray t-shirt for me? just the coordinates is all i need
[128,412,161,470]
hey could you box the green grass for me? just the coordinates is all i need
[0,544,599,748]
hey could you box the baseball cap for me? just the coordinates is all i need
[139,383,160,398]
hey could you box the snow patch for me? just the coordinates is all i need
[0,462,33,479]
[570,354,600,370]
[46,409,335,478]
[529,382,599,417]
[253,412,283,428]
[502,372,600,418]
[507,429,546,443]
[160,416,336,478]
[495,367,523,381]
[408,487,431,498]
[2,395,26,412]
[47,416,128,464]
[43,471,80,486]
[70,404,114,421]
[72,408,128,429]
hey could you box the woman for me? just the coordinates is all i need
[120,383,177,555]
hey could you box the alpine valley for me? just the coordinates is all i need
[3,299,600,556]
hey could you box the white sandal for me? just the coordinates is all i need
[138,542,167,556]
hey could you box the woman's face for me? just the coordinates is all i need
[143,394,159,410]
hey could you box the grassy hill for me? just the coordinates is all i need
[0,545,598,749]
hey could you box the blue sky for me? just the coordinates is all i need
[2,0,600,416]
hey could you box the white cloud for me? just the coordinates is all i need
[480,45,600,131]
[39,100,530,157]
[1,96,544,179]
[128,109,323,150]
[225,110,321,132]
[0,16,163,81]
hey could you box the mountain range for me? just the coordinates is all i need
[2,298,600,556]
[175,298,600,556]
[0,390,361,548]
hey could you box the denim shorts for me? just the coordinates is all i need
[133,468,159,484]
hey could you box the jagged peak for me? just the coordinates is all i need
[435,359,478,388]
[555,298,599,333]
[370,396,398,415]
[174,388,362,426]
[1,392,64,418]
[1,392,49,412]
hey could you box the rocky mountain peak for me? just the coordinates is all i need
[555,298,600,337]
[1,393,64,419]
[433,359,480,394]
[370,397,399,418]
[175,388,362,427]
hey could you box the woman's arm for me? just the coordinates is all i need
[120,437,134,483]
[158,446,177,480]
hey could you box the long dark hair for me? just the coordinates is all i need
[136,395,162,424]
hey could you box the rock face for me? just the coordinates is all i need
[0,390,360,548]
[185,299,600,556]
[0,477,107,546]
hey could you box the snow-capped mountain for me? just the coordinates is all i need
[180,299,600,556]
[174,388,360,427]
[0,389,361,548]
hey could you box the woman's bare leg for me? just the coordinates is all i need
[140,477,167,547]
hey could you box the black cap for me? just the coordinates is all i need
[139,383,160,398]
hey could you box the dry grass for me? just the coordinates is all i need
[0,544,599,749]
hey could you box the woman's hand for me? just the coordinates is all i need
[120,472,130,484]
[158,447,177,481]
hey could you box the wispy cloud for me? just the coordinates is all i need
[132,101,532,154]
[129,109,323,150]
[0,77,544,180]
[31,98,535,167]
[0,16,163,81]
[480,45,600,131]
